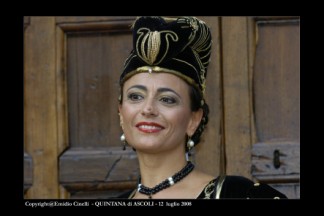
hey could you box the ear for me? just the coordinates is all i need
[186,108,203,136]
[118,104,122,113]
[118,105,124,128]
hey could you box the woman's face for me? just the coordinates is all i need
[119,72,202,154]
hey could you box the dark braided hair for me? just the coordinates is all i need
[186,86,209,152]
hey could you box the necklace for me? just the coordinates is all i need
[137,161,195,199]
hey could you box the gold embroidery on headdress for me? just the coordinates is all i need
[136,28,178,65]
[122,16,212,98]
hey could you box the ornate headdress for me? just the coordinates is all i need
[120,16,212,98]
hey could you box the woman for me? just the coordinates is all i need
[117,16,286,199]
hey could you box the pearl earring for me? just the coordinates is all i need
[186,137,195,161]
[120,133,126,150]
[187,139,195,148]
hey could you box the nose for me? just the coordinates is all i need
[141,98,158,117]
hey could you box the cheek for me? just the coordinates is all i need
[167,108,192,131]
[120,104,137,125]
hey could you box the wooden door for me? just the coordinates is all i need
[24,16,140,199]
[24,16,299,199]
[221,16,300,198]
[251,17,300,198]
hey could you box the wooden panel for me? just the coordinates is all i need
[195,16,223,176]
[59,17,138,198]
[60,148,138,182]
[254,16,300,21]
[67,31,132,148]
[221,17,251,178]
[252,142,300,182]
[251,18,300,198]
[60,148,138,198]
[24,153,33,191]
[253,21,300,142]
[24,17,60,198]
[55,23,69,165]
[56,16,136,23]
[56,16,136,32]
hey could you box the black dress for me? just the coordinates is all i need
[117,176,287,199]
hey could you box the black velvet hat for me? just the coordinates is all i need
[120,16,212,97]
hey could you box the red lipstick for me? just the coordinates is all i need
[135,122,165,133]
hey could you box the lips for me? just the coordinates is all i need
[135,122,165,133]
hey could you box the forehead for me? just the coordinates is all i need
[123,72,190,91]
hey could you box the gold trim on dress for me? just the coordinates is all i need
[215,175,226,199]
[128,189,136,199]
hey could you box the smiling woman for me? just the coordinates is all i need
[116,16,287,199]
[120,73,201,155]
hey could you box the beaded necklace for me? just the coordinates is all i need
[137,161,195,199]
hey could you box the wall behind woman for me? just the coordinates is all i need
[24,16,300,199]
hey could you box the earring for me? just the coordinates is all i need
[120,133,126,150]
[187,138,195,149]
[186,137,195,161]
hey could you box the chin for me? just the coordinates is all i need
[131,141,162,152]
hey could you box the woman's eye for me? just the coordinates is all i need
[160,97,177,104]
[127,93,143,101]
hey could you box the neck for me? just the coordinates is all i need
[137,160,194,199]
[137,151,188,188]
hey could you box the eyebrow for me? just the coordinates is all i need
[127,85,146,92]
[127,85,181,98]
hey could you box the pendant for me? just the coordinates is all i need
[149,194,152,199]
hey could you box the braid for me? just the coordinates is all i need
[186,86,209,152]
[191,103,209,145]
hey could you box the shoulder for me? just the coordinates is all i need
[197,175,287,199]
[220,176,287,199]
[196,178,217,199]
